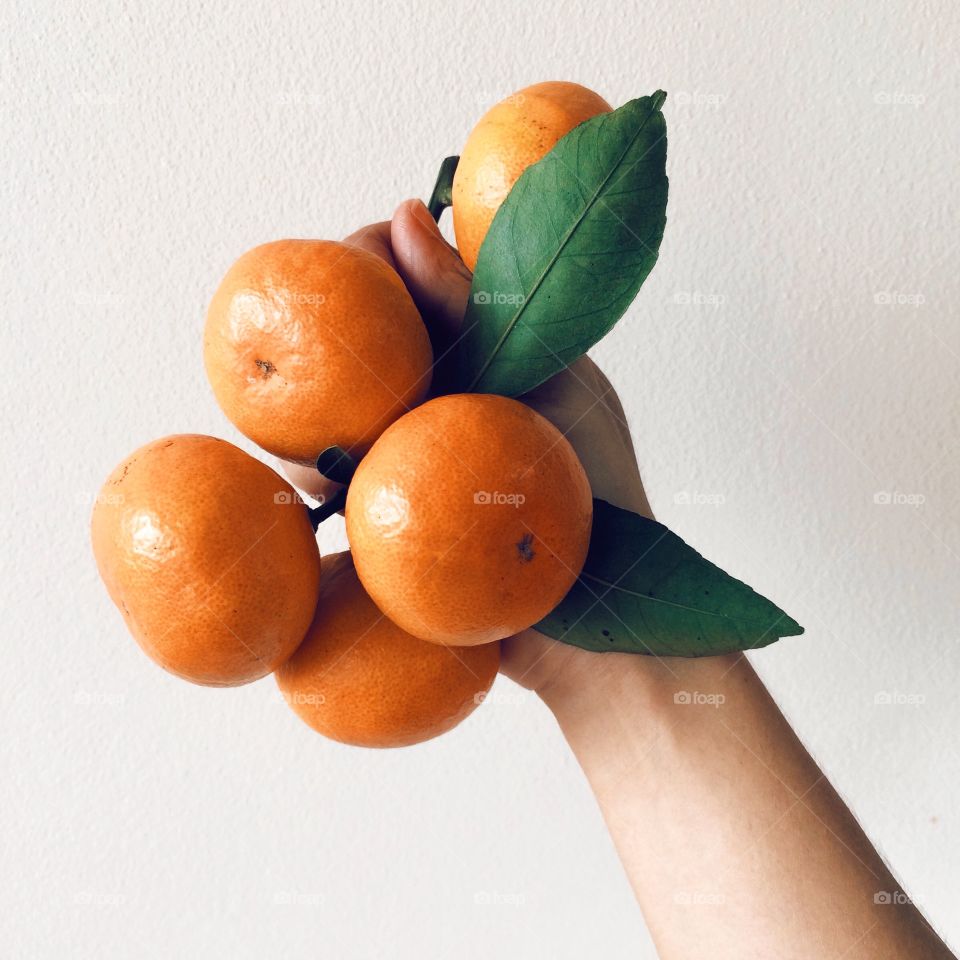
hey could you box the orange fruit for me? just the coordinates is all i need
[91,434,322,686]
[345,394,593,646]
[204,239,433,465]
[276,552,500,748]
[452,81,612,271]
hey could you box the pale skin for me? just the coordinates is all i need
[287,200,954,959]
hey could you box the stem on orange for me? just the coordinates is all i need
[310,163,458,532]
[307,487,347,532]
[427,156,459,222]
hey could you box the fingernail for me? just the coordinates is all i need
[415,199,443,234]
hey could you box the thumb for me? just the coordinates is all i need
[390,199,472,349]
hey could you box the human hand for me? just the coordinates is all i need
[281,202,956,960]
[284,199,656,695]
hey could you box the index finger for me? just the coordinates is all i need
[343,220,396,270]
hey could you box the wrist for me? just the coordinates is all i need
[539,649,750,732]
[536,651,759,809]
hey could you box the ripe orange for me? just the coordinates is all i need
[91,434,322,686]
[276,552,500,748]
[345,394,593,646]
[452,81,612,271]
[204,239,433,465]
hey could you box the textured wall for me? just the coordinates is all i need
[3,1,958,956]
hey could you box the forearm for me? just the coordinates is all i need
[541,652,952,960]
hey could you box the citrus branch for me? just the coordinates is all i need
[427,156,459,222]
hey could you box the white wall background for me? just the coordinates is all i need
[3,1,958,956]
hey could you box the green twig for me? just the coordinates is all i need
[427,155,459,222]
[307,487,347,531]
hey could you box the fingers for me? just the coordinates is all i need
[343,220,396,269]
[499,627,599,694]
[280,459,343,506]
[390,199,471,345]
[522,358,653,519]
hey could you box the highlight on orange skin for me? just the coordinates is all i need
[204,239,433,465]
[91,434,322,686]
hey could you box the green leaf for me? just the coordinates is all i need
[315,446,356,485]
[536,500,803,656]
[458,92,669,396]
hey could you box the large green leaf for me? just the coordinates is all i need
[457,92,669,396]
[536,500,803,656]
